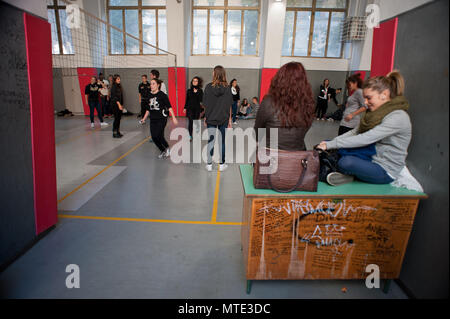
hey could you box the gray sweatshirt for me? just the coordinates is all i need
[326,110,412,179]
[341,89,367,129]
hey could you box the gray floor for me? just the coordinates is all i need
[0,115,408,299]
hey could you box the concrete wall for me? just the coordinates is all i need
[393,0,449,299]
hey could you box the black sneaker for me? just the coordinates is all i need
[326,172,354,186]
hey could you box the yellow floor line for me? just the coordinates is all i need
[58,214,242,226]
[210,168,221,222]
[57,137,149,204]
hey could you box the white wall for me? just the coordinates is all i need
[376,0,434,21]
[4,0,48,20]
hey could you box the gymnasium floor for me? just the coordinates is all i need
[0,116,408,299]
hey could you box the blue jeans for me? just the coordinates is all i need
[232,101,238,123]
[207,124,227,164]
[338,156,394,184]
[88,99,103,123]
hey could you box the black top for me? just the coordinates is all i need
[318,85,329,100]
[146,91,172,120]
[184,88,203,113]
[231,87,240,101]
[110,84,123,110]
[203,83,233,126]
[254,95,311,151]
[138,82,151,101]
[85,83,100,101]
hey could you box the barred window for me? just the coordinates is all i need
[107,0,167,55]
[192,0,260,56]
[47,0,74,55]
[282,0,347,58]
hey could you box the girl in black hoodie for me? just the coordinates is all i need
[183,76,203,140]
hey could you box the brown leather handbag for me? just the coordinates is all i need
[253,147,320,193]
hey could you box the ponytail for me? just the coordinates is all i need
[363,70,405,98]
[387,70,405,97]
[346,73,363,89]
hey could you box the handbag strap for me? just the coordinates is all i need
[267,159,308,193]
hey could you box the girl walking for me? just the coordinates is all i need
[140,79,178,158]
[183,76,204,140]
[203,66,233,171]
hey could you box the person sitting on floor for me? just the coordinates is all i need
[316,70,412,187]
[237,98,251,118]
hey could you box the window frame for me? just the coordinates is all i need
[283,0,348,59]
[47,0,74,55]
[106,0,167,56]
[191,0,261,56]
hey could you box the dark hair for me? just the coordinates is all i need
[190,76,203,89]
[252,96,259,102]
[323,78,330,87]
[150,69,160,78]
[212,65,228,87]
[151,78,162,90]
[230,79,240,92]
[142,74,147,78]
[363,70,405,98]
[242,98,248,105]
[268,62,315,128]
[113,74,122,91]
[346,73,363,89]
[91,76,97,81]
[99,73,103,76]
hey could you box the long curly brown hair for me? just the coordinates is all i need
[267,62,315,128]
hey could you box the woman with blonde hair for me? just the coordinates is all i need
[203,65,233,172]
[317,71,411,186]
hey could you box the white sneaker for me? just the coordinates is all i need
[326,172,354,186]
[158,151,165,159]
[219,164,228,171]
[206,164,213,172]
[233,122,237,125]
[100,122,109,127]
[90,123,95,128]
[163,148,170,158]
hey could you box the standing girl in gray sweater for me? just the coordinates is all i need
[317,71,411,186]
[339,73,367,135]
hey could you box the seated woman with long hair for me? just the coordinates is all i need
[317,71,411,186]
[254,62,315,151]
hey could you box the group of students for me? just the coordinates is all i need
[84,73,113,128]
[190,63,412,187]
[89,62,413,188]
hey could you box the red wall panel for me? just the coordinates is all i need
[168,67,186,116]
[371,18,398,77]
[259,68,279,102]
[77,68,98,115]
[23,13,58,235]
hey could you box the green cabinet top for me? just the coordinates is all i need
[240,164,427,198]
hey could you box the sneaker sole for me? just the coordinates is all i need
[327,173,354,186]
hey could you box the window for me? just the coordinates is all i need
[282,0,347,58]
[47,0,74,55]
[107,0,167,55]
[192,0,260,56]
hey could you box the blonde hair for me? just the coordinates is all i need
[363,70,405,98]
[211,65,228,87]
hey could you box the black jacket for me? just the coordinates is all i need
[184,88,203,116]
[204,83,233,126]
[138,82,151,102]
[254,95,311,151]
[110,84,123,110]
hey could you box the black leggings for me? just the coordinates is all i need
[112,107,122,133]
[315,99,328,119]
[150,118,169,152]
[187,108,201,137]
[338,125,353,136]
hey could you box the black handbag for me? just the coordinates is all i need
[315,147,340,182]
